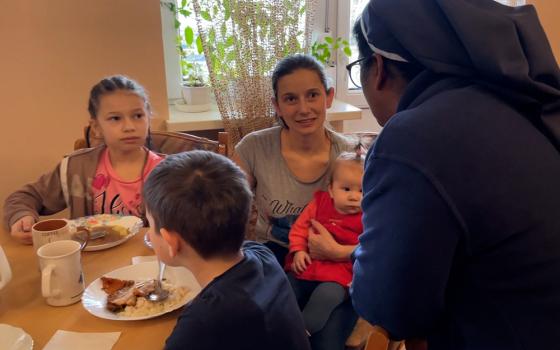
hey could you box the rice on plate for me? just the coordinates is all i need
[119,281,190,317]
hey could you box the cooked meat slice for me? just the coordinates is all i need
[101,277,134,294]
[103,278,158,312]
[106,284,137,312]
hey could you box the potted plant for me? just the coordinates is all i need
[311,35,352,87]
[181,61,211,111]
[161,0,211,111]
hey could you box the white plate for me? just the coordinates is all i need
[82,261,201,321]
[0,324,33,350]
[68,215,143,251]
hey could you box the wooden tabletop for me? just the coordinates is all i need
[0,228,179,349]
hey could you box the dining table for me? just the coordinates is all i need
[0,227,181,349]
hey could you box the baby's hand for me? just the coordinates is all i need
[292,251,312,274]
[10,215,35,245]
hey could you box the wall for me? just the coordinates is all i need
[0,0,168,221]
[530,0,560,62]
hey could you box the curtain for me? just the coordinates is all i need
[192,0,318,147]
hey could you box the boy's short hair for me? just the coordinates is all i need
[143,150,252,259]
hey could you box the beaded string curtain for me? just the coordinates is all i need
[192,0,317,148]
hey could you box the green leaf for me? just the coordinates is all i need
[184,26,194,46]
[162,2,176,12]
[343,47,352,57]
[324,36,334,44]
[208,28,216,44]
[342,40,349,46]
[225,35,235,47]
[181,0,187,8]
[224,0,231,21]
[221,23,227,38]
[179,9,191,17]
[217,42,225,59]
[201,10,212,21]
[174,19,181,29]
[226,50,236,62]
[196,36,204,54]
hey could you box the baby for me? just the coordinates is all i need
[285,151,364,336]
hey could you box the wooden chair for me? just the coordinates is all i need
[346,320,405,350]
[74,126,230,156]
[364,326,405,350]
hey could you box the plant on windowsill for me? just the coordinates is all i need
[311,36,352,67]
[311,36,352,87]
[161,0,211,112]
[181,61,211,112]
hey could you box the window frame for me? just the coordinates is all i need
[333,0,368,108]
[160,0,183,101]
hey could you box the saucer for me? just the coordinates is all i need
[0,324,33,350]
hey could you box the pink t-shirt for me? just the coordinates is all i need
[92,149,163,216]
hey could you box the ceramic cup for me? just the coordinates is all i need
[31,219,89,251]
[37,240,85,306]
[0,246,12,290]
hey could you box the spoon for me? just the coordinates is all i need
[148,260,169,302]
[143,232,153,249]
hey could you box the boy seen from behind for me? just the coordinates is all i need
[143,150,311,350]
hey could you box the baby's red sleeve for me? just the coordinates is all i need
[288,198,318,253]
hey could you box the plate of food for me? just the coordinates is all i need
[82,261,201,321]
[68,214,143,251]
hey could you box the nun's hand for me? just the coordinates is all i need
[308,219,355,261]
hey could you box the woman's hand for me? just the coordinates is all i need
[308,219,356,261]
[10,215,35,245]
[292,251,312,274]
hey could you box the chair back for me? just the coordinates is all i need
[149,130,229,156]
[74,126,230,157]
[363,325,405,350]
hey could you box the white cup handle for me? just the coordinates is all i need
[41,264,60,298]
[0,247,12,290]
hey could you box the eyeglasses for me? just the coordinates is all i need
[345,56,372,89]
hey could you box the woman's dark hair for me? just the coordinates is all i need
[272,54,329,99]
[353,17,423,83]
[87,75,151,119]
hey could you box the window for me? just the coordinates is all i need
[163,0,528,104]
[331,0,526,107]
[334,0,369,107]
[162,0,308,103]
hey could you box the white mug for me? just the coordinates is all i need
[37,240,85,306]
[0,246,12,290]
[32,219,89,252]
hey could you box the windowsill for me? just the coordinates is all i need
[166,99,362,132]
